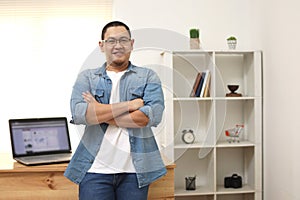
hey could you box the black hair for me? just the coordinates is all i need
[101,21,131,40]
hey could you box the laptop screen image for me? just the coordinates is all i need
[9,117,72,158]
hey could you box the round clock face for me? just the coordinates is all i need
[182,130,195,144]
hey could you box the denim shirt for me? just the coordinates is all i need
[64,62,167,188]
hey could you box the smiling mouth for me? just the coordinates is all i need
[113,51,124,55]
[112,52,125,58]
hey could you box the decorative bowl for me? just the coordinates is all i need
[227,85,239,93]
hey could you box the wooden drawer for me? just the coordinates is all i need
[148,165,175,200]
[0,171,78,200]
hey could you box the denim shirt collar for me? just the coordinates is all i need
[95,61,136,77]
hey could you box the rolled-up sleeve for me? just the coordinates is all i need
[139,70,165,127]
[70,70,91,125]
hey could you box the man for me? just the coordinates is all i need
[64,21,166,200]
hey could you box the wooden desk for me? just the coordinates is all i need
[0,154,174,200]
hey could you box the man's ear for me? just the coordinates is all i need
[99,41,104,52]
[130,38,134,51]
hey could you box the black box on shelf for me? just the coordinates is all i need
[224,173,242,189]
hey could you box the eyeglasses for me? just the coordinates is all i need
[102,37,131,46]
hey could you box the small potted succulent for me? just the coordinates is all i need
[227,36,237,50]
[189,28,200,49]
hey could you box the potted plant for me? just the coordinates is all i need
[227,36,237,50]
[189,28,200,49]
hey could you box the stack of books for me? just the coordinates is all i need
[190,70,211,97]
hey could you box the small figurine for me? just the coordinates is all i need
[226,85,242,97]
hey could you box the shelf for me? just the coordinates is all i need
[175,186,214,196]
[172,50,261,54]
[216,141,255,148]
[214,50,261,54]
[175,143,214,149]
[214,97,256,100]
[174,141,254,149]
[175,185,255,197]
[216,184,255,194]
[173,97,257,101]
[172,49,261,55]
[173,97,213,101]
[173,50,213,55]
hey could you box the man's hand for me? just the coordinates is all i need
[82,91,99,124]
[82,91,97,104]
[128,98,144,112]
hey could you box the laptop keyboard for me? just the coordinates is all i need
[19,153,71,162]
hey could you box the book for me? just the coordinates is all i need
[200,70,210,97]
[195,72,206,97]
[190,72,202,97]
[189,70,211,98]
[203,71,211,97]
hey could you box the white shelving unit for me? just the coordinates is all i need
[166,50,263,200]
[131,49,262,200]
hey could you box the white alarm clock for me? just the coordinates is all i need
[182,129,195,144]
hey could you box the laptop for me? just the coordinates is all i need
[9,117,72,165]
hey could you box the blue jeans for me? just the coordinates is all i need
[79,173,149,200]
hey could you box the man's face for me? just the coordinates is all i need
[100,26,134,67]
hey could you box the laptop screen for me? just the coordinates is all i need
[9,117,72,157]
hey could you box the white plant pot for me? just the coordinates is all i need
[227,40,237,50]
[190,38,200,49]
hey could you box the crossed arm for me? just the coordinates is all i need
[82,91,149,128]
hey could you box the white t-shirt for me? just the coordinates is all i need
[88,70,136,173]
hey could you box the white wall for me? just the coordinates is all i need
[113,0,300,199]
[113,0,263,50]
[262,0,300,199]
